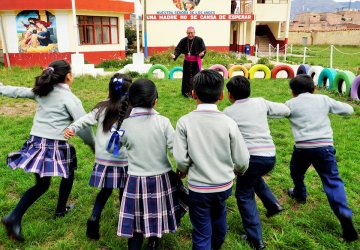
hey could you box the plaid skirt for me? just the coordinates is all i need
[117,170,189,238]
[89,163,128,189]
[7,135,77,179]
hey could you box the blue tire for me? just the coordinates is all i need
[296,64,310,75]
[169,66,183,79]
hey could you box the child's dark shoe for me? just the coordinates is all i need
[287,188,306,204]
[54,203,75,218]
[266,203,284,218]
[147,237,159,250]
[241,234,266,250]
[86,215,100,240]
[2,214,25,242]
[339,215,358,242]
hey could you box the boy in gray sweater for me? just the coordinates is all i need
[286,74,358,242]
[174,69,249,250]
[224,75,290,250]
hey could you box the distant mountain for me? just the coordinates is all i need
[291,0,360,19]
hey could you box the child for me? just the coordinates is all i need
[116,79,188,250]
[286,74,358,242]
[0,60,95,242]
[64,73,132,240]
[173,69,250,250]
[224,75,290,250]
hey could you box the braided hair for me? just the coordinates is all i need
[33,60,71,96]
[95,73,132,132]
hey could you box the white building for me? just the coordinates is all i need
[142,0,292,56]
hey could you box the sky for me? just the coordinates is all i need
[333,0,360,2]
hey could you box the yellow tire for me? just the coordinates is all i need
[249,64,271,79]
[228,65,249,78]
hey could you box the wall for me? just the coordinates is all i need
[288,30,360,46]
[0,9,127,66]
[144,0,233,52]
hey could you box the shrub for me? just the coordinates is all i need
[257,57,274,70]
[96,58,132,69]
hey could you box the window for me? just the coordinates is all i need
[78,16,119,45]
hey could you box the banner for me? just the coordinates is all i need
[146,14,254,21]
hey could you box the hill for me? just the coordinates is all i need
[291,0,360,19]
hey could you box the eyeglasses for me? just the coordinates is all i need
[187,32,194,34]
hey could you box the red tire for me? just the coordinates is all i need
[271,65,295,79]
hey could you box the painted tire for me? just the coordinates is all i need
[249,64,271,79]
[296,64,310,75]
[209,64,229,79]
[350,75,360,100]
[333,71,356,96]
[317,68,337,89]
[228,65,249,78]
[169,66,183,79]
[271,65,295,79]
[147,64,170,79]
[307,66,324,86]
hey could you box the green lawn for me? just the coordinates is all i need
[0,67,359,249]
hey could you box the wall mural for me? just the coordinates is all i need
[173,0,200,11]
[16,10,58,53]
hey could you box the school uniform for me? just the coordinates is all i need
[286,93,354,218]
[117,108,188,239]
[174,104,250,250]
[0,84,95,178]
[224,98,290,244]
[67,107,128,189]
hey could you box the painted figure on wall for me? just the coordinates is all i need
[16,10,58,53]
[173,0,200,11]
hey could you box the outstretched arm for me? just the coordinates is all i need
[0,84,35,99]
[65,96,95,150]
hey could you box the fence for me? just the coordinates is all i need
[254,44,360,73]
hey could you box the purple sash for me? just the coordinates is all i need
[184,54,202,72]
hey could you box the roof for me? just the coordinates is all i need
[1,0,134,13]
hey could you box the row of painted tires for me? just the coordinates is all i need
[147,64,295,80]
[147,64,360,100]
[296,64,360,101]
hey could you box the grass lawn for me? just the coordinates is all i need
[0,67,359,249]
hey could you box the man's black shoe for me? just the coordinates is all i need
[241,234,266,250]
[287,188,306,204]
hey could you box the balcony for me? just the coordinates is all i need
[231,0,253,14]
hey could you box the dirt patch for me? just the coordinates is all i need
[0,101,36,116]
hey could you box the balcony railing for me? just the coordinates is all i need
[257,0,288,4]
[230,0,289,14]
[231,0,253,14]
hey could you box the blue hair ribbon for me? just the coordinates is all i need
[113,77,124,92]
[106,128,125,157]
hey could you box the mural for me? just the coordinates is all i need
[173,0,200,11]
[16,10,58,53]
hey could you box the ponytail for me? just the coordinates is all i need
[100,73,132,157]
[33,60,71,96]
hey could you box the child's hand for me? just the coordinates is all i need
[63,128,75,139]
[176,169,187,179]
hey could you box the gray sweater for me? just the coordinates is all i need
[0,84,95,147]
[67,107,128,167]
[120,107,174,176]
[285,93,354,148]
[224,98,290,156]
[174,104,249,193]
